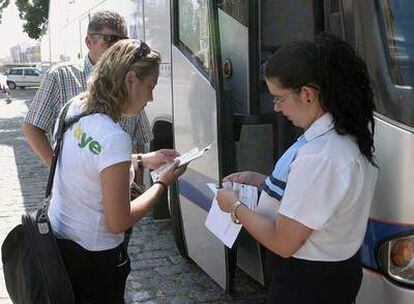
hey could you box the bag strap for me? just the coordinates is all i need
[45,104,96,197]
[37,103,102,226]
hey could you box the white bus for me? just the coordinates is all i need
[44,1,414,302]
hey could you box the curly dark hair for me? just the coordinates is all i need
[264,32,377,166]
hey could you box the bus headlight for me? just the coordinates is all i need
[377,235,414,286]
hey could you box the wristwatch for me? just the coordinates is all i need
[231,200,244,224]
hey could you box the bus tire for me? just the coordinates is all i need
[169,181,188,257]
[151,121,172,219]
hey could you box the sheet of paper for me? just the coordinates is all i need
[232,183,258,211]
[206,183,219,195]
[177,144,211,166]
[205,182,258,248]
[151,144,212,181]
[205,197,242,248]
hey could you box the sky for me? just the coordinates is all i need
[0,1,38,59]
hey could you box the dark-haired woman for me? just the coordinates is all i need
[216,32,378,304]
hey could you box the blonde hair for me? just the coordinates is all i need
[82,40,161,121]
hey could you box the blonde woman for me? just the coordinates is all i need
[48,40,186,303]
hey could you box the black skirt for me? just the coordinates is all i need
[57,238,131,304]
[266,251,362,304]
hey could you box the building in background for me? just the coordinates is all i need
[10,42,41,63]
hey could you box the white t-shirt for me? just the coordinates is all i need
[49,99,132,251]
[278,113,378,261]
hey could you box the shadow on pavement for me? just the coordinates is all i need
[0,88,48,213]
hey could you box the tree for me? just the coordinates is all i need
[0,0,49,39]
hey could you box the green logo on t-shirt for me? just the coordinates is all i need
[74,124,102,155]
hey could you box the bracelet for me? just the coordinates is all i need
[231,200,244,224]
[137,154,144,171]
[154,180,168,192]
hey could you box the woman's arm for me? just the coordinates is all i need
[216,189,312,258]
[238,205,312,258]
[101,161,159,233]
[101,160,186,234]
[132,149,180,170]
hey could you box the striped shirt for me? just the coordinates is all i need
[263,135,308,201]
[260,113,377,260]
[24,56,153,148]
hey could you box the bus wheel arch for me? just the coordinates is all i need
[150,120,188,257]
[150,120,173,220]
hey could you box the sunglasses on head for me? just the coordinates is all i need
[132,41,151,62]
[89,33,129,44]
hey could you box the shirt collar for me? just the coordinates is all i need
[304,112,334,142]
[84,56,93,76]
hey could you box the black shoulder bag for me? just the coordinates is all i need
[1,103,90,304]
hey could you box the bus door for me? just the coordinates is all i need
[212,0,266,286]
[171,0,324,291]
[212,0,325,286]
[171,0,230,290]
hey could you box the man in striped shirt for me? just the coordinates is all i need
[23,10,153,168]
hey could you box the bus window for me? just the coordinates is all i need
[216,0,250,114]
[379,0,414,86]
[377,0,414,127]
[260,0,323,114]
[177,0,211,74]
[144,0,171,63]
[218,0,248,27]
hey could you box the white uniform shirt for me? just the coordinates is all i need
[49,100,132,251]
[279,113,378,261]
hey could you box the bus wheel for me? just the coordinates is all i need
[151,176,170,219]
[169,181,188,257]
[151,121,172,219]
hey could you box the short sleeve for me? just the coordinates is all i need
[97,132,132,173]
[24,70,60,132]
[279,155,351,230]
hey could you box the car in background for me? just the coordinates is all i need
[6,67,43,89]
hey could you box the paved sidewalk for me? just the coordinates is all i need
[0,90,266,303]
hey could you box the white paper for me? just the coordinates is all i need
[205,182,258,248]
[205,198,242,248]
[206,183,219,195]
[151,144,212,181]
[232,183,258,211]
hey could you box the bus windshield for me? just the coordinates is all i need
[379,0,414,86]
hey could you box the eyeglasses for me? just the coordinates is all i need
[272,92,296,105]
[89,33,129,44]
[132,41,151,62]
[272,84,320,105]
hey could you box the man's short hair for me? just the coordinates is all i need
[87,10,128,36]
